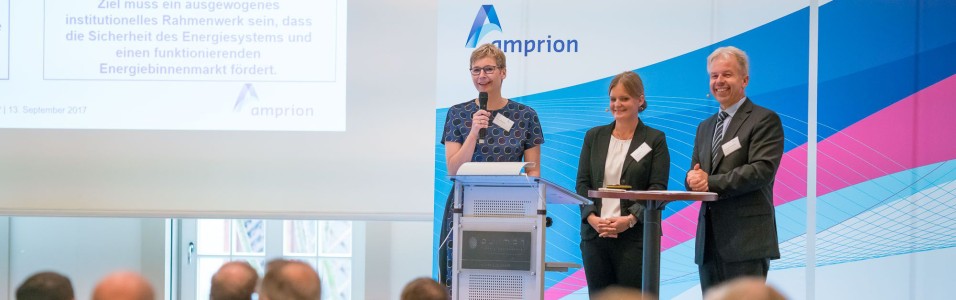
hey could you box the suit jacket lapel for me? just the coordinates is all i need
[593,123,612,186]
[622,120,648,176]
[712,98,754,168]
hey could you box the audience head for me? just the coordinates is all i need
[399,277,448,300]
[592,286,657,300]
[16,271,75,300]
[91,271,155,300]
[211,261,260,300]
[703,277,786,300]
[260,259,322,300]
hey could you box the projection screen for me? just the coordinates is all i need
[0,0,436,220]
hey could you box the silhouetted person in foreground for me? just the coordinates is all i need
[400,277,448,300]
[16,271,75,300]
[260,259,321,300]
[211,261,260,300]
[704,277,786,300]
[592,286,657,300]
[92,271,154,300]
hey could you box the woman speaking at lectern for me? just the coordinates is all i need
[438,43,544,288]
[576,71,670,296]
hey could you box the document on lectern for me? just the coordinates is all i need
[456,162,533,176]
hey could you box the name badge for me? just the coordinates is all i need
[492,114,514,132]
[721,136,742,157]
[630,142,652,162]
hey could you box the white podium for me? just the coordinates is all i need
[450,162,591,300]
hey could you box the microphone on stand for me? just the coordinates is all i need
[478,92,488,144]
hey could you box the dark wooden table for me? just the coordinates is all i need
[588,190,717,296]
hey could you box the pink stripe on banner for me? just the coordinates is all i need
[544,270,587,300]
[661,202,702,249]
[817,75,956,195]
[546,75,956,299]
[773,145,809,206]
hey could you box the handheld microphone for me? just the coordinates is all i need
[478,92,488,144]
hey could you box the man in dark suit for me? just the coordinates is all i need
[686,46,784,294]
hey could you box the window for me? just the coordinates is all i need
[186,219,353,300]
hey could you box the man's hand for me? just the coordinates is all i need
[687,163,710,192]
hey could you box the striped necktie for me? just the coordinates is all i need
[712,111,730,164]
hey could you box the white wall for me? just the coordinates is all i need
[364,221,435,300]
[347,0,440,292]
[6,217,167,300]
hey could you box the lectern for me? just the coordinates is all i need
[450,162,591,300]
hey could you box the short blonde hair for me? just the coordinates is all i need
[609,71,647,112]
[470,43,507,69]
[708,46,749,77]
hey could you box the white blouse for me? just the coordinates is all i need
[600,135,632,218]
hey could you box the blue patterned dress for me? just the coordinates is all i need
[438,99,544,287]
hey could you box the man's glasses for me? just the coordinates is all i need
[470,65,501,75]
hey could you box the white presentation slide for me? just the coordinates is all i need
[0,0,436,219]
[1,0,8,79]
[0,0,346,131]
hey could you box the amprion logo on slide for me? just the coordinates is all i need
[234,84,315,118]
[464,5,579,56]
[234,83,260,112]
[465,5,502,48]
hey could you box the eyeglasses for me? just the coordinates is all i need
[470,65,501,75]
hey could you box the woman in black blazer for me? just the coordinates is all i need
[576,71,670,296]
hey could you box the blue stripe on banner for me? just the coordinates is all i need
[819,0,956,139]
